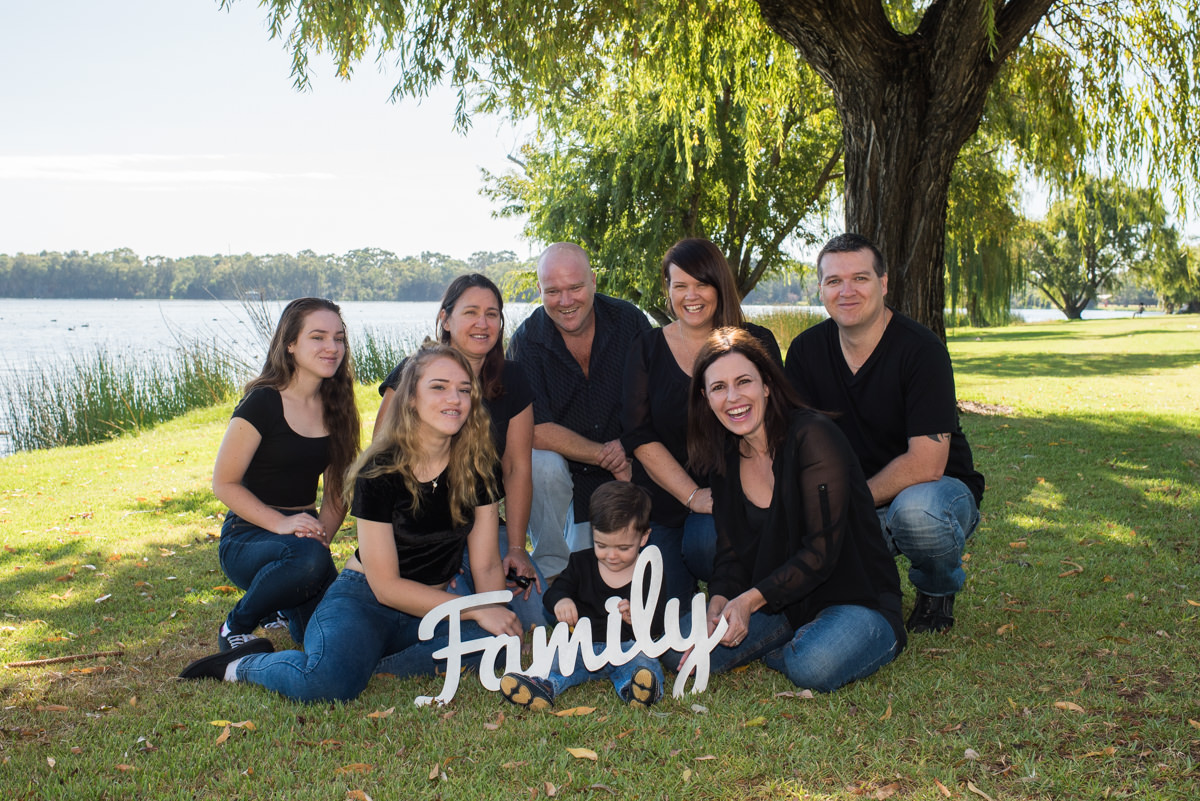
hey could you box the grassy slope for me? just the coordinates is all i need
[2,320,1198,800]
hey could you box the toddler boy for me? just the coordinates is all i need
[500,481,666,709]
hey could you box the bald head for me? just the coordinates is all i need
[536,242,597,336]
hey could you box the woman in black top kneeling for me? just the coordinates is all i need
[669,328,906,692]
[182,345,522,702]
[211,298,360,652]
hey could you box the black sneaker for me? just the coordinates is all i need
[906,592,955,633]
[499,673,555,711]
[180,638,275,680]
[259,611,288,630]
[623,667,660,708]
[219,628,263,652]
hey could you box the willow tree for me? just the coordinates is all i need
[226,0,1200,336]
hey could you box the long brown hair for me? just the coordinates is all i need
[349,344,498,526]
[245,297,360,500]
[661,238,746,329]
[687,327,804,476]
[437,273,506,400]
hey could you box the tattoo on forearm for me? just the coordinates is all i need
[923,433,950,444]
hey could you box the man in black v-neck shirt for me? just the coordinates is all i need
[508,243,652,577]
[784,234,983,634]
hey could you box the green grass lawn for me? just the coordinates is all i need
[3,318,1198,799]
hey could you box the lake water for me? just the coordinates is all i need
[0,298,1156,455]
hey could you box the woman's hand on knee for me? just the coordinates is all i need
[276,512,325,542]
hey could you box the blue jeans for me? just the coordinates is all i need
[236,569,489,702]
[679,513,717,584]
[647,522,697,603]
[537,643,664,704]
[448,524,548,630]
[217,511,338,644]
[664,605,899,693]
[876,477,980,596]
[528,450,592,577]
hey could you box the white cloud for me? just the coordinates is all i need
[0,154,334,185]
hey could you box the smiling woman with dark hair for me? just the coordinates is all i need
[670,327,906,692]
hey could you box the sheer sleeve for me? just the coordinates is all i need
[620,329,659,453]
[753,415,857,611]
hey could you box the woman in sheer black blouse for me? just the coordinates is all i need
[677,328,905,691]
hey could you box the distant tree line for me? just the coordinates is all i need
[0,248,530,301]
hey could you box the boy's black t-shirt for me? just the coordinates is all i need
[543,548,669,643]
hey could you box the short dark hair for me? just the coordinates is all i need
[816,233,886,279]
[589,481,652,535]
[661,238,745,328]
[687,327,805,476]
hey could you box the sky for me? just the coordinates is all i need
[0,0,533,260]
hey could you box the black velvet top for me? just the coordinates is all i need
[708,409,906,648]
[351,464,498,586]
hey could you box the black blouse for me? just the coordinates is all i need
[231,387,330,508]
[622,322,782,527]
[708,409,906,648]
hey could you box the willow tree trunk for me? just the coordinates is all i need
[757,0,1054,339]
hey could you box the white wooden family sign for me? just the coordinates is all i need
[413,546,729,705]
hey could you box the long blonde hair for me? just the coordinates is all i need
[347,344,497,526]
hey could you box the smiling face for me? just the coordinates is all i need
[440,285,502,365]
[287,309,346,381]
[591,523,650,575]
[537,249,597,336]
[817,248,888,333]
[703,351,770,444]
[666,263,719,330]
[411,356,473,438]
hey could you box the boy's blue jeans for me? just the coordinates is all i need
[537,642,664,704]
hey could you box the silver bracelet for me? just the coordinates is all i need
[685,487,701,511]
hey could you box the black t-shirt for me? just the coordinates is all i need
[708,409,906,648]
[351,464,499,586]
[379,358,533,459]
[230,387,330,508]
[543,548,668,643]
[508,294,652,522]
[784,312,984,507]
[621,322,782,527]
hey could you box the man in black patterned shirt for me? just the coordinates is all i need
[508,243,652,577]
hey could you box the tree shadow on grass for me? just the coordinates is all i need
[952,349,1200,380]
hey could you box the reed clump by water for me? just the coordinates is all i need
[353,326,422,387]
[749,307,827,349]
[3,342,241,451]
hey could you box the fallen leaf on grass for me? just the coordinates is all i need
[873,782,900,799]
[94,594,112,603]
[554,706,596,717]
[743,716,767,728]
[500,760,528,769]
[346,792,373,801]
[964,748,980,761]
[566,747,597,761]
[544,781,557,797]
[589,784,617,795]
[1058,560,1084,578]
[115,764,135,772]
[682,768,692,782]
[966,781,995,801]
[1008,541,1027,549]
[996,623,1015,636]
[1187,719,1200,729]
[774,689,814,699]
[366,707,395,719]
[47,757,56,768]
[37,704,70,712]
[215,725,231,745]
[1187,600,1200,607]
[934,778,952,797]
[694,754,717,761]
[690,704,708,713]
[336,763,374,775]
[1077,747,1116,758]
[1054,701,1085,713]
[212,585,239,594]
[879,703,892,721]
